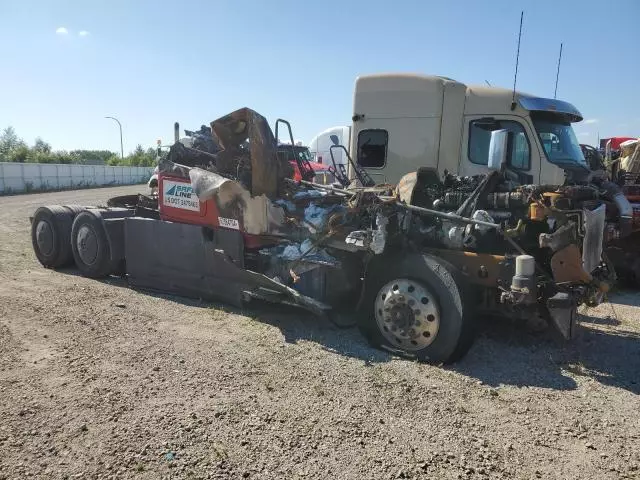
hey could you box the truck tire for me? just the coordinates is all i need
[70,210,114,278]
[359,254,474,364]
[31,205,77,268]
[64,204,88,216]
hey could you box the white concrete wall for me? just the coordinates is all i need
[0,163,154,195]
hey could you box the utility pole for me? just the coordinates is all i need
[105,116,124,159]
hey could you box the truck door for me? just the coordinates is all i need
[459,115,540,184]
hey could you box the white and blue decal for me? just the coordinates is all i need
[162,180,201,212]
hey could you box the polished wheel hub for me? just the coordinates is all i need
[374,278,440,350]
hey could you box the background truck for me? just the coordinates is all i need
[580,138,640,284]
[275,142,336,185]
[347,74,590,187]
[308,126,351,167]
[601,136,637,157]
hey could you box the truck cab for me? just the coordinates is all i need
[276,143,336,185]
[349,74,588,185]
[308,126,352,166]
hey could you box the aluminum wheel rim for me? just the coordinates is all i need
[36,220,54,256]
[374,278,440,351]
[76,225,98,266]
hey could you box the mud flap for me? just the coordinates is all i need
[124,217,330,316]
[546,292,577,340]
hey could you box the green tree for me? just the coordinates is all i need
[8,145,29,162]
[129,144,145,166]
[124,144,156,167]
[143,147,158,166]
[0,127,156,166]
[33,137,52,154]
[107,154,128,166]
[48,151,75,164]
[70,149,116,165]
[0,126,26,159]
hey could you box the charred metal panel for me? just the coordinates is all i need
[124,218,327,314]
[211,108,293,199]
[125,217,246,305]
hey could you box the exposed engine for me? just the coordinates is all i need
[384,168,617,326]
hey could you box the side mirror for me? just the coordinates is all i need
[488,129,509,171]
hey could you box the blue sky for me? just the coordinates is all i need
[1,0,638,154]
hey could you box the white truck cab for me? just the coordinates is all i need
[349,74,588,185]
[308,126,351,166]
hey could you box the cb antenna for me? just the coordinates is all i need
[554,43,563,99]
[511,11,524,111]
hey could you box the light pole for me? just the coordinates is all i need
[105,116,124,159]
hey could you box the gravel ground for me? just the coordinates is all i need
[0,185,639,480]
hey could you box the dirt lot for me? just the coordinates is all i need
[0,185,639,480]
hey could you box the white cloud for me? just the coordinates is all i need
[56,27,68,35]
[78,30,90,37]
[584,119,598,124]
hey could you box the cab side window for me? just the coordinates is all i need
[357,129,388,168]
[468,120,531,171]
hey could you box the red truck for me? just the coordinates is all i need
[600,137,636,151]
[276,143,335,185]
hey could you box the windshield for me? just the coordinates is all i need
[295,147,313,163]
[531,113,587,168]
[277,145,314,164]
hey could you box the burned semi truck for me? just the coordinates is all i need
[30,108,613,364]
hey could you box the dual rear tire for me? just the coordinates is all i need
[31,207,114,278]
[70,211,115,278]
[31,205,84,268]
